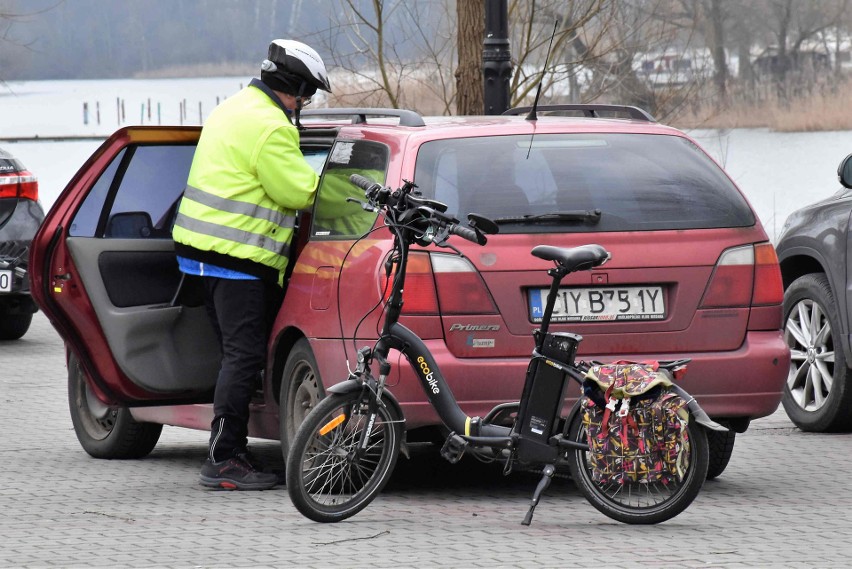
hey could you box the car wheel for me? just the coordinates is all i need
[782,273,852,432]
[67,352,162,458]
[0,312,33,340]
[705,429,735,480]
[279,338,324,459]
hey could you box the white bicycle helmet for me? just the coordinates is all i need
[260,39,331,96]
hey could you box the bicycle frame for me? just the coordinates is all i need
[347,215,595,466]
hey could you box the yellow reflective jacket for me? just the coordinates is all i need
[173,79,319,284]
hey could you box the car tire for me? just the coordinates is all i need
[705,429,735,480]
[279,338,325,460]
[0,312,33,340]
[67,352,162,458]
[782,273,852,432]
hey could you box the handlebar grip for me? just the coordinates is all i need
[349,174,383,195]
[450,224,486,245]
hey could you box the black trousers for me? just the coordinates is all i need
[202,277,281,462]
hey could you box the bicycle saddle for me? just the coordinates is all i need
[531,244,610,273]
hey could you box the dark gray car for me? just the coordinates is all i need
[775,154,852,432]
[0,147,43,340]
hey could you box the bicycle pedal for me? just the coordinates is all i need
[440,432,468,464]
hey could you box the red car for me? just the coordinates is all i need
[30,105,788,479]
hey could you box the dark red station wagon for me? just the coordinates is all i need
[30,105,789,479]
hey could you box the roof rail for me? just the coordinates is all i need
[300,108,426,128]
[502,104,656,122]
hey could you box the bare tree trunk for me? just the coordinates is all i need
[774,0,792,94]
[456,0,485,115]
[707,0,728,102]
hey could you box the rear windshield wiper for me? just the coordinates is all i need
[493,209,602,225]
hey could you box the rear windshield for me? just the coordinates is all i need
[413,133,755,232]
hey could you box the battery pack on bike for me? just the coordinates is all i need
[515,331,581,463]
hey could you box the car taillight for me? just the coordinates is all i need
[381,251,439,314]
[379,252,497,315]
[0,171,38,201]
[751,242,784,305]
[699,242,783,308]
[431,253,497,314]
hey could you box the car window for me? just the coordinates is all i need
[106,145,195,238]
[68,148,127,237]
[69,145,195,238]
[413,133,755,232]
[302,149,330,175]
[311,140,389,239]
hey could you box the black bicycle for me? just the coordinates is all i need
[286,174,725,525]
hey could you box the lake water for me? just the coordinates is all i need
[3,78,851,241]
[688,128,852,241]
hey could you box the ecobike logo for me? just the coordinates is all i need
[416,356,440,394]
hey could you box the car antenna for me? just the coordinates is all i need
[525,19,559,160]
[525,19,559,122]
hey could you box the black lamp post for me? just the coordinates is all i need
[483,0,511,115]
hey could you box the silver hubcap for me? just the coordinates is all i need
[292,364,319,428]
[785,298,835,412]
[78,378,117,439]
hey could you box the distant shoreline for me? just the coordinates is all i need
[4,74,851,133]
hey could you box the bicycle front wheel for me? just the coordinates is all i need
[565,405,709,524]
[286,390,403,523]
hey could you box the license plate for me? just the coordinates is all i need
[529,285,665,322]
[0,270,11,292]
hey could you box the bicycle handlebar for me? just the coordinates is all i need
[349,173,384,197]
[349,173,490,247]
[449,223,485,245]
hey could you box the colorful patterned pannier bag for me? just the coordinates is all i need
[581,361,690,485]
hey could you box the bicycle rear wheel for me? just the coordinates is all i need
[565,404,709,524]
[286,390,403,523]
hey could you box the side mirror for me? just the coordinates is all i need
[467,213,499,235]
[838,154,852,189]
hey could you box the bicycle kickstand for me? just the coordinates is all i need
[521,464,555,526]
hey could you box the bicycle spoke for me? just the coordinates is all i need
[579,429,691,511]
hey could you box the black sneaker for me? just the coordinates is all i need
[199,455,278,490]
[235,448,265,471]
[236,449,286,487]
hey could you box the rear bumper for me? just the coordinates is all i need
[0,248,36,312]
[394,330,789,430]
[0,292,37,314]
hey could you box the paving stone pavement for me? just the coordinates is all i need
[1,312,850,568]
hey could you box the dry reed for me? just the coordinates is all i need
[670,82,852,132]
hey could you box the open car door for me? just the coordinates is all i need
[31,127,222,405]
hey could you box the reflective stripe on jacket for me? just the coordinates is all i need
[173,80,319,282]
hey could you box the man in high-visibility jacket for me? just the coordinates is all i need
[173,39,331,490]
